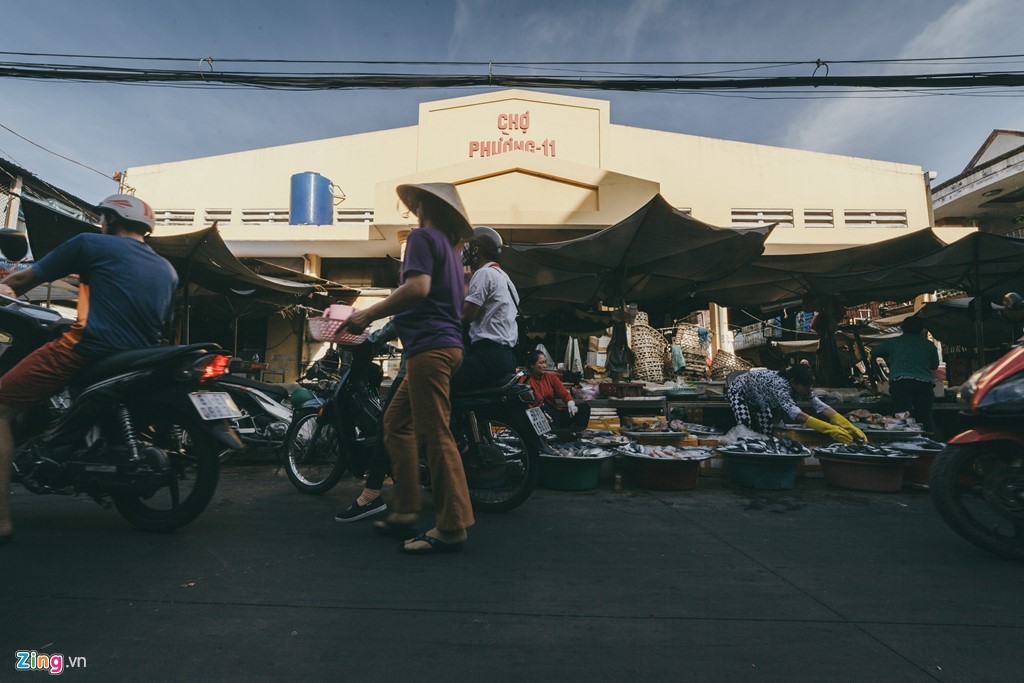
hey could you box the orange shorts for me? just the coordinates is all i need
[0,340,92,410]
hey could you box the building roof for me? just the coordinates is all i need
[931,129,1024,235]
[0,156,97,215]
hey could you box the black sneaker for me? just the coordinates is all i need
[334,497,387,522]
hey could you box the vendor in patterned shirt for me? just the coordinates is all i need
[726,365,867,443]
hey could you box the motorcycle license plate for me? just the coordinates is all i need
[189,392,243,421]
[526,406,552,435]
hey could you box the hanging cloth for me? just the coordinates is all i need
[564,337,583,374]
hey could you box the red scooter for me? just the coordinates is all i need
[930,294,1024,560]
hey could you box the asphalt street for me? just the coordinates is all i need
[2,464,1021,682]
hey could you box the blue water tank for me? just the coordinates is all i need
[290,172,333,225]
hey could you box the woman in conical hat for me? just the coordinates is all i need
[343,182,474,554]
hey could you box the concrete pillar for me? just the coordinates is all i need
[4,176,23,229]
[709,304,734,354]
[303,253,322,277]
[397,229,411,262]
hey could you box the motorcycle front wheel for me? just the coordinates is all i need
[282,412,346,494]
[930,443,1024,561]
[111,412,220,533]
[462,411,540,513]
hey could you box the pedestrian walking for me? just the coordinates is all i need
[342,183,473,554]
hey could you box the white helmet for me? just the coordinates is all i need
[97,194,155,235]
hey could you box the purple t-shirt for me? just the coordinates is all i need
[392,226,465,357]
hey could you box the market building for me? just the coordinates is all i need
[124,89,949,379]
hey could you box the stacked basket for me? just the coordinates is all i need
[709,350,752,380]
[631,312,671,383]
[672,322,710,382]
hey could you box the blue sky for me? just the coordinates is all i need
[2,0,1023,203]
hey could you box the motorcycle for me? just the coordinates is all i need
[211,353,347,462]
[930,293,1024,560]
[280,329,545,513]
[212,359,294,456]
[1,294,243,532]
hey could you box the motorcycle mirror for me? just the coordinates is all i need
[1001,292,1024,321]
[0,228,29,262]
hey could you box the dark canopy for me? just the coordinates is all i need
[502,194,772,313]
[916,297,1019,350]
[21,198,354,301]
[690,228,947,311]
[804,232,1024,305]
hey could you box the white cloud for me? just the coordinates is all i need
[782,0,1019,167]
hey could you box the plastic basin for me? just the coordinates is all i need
[722,452,806,490]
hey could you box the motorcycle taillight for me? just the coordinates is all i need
[518,388,536,404]
[180,353,232,383]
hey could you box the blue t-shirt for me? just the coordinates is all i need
[392,226,464,357]
[31,233,178,357]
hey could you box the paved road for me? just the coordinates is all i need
[2,466,1021,682]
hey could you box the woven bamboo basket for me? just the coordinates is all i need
[709,350,752,380]
[632,314,671,383]
[672,322,706,355]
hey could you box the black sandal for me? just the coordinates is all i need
[401,533,464,555]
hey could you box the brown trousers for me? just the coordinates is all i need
[382,347,475,531]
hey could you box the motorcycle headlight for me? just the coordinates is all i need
[977,372,1024,414]
[957,367,985,408]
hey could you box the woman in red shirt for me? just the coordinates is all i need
[522,350,591,433]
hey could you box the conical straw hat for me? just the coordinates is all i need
[396,182,473,241]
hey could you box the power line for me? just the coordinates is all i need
[1,62,1023,92]
[0,121,111,179]
[2,50,1024,66]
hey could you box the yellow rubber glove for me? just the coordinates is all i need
[829,413,869,443]
[805,416,854,444]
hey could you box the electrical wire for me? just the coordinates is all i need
[2,51,1024,65]
[1,62,1023,92]
[0,121,111,179]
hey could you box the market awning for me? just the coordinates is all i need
[916,297,1018,350]
[805,232,1024,305]
[21,198,355,301]
[502,194,772,313]
[691,228,948,312]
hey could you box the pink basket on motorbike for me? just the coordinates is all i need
[307,305,369,346]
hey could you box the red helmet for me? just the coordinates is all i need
[97,194,155,234]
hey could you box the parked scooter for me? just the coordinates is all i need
[930,292,1024,560]
[280,327,545,513]
[213,359,294,456]
[1,294,242,532]
[210,352,346,461]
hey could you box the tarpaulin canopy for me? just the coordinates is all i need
[21,198,354,300]
[690,228,947,311]
[805,232,1024,305]
[916,297,1019,350]
[502,194,772,314]
[802,232,1024,363]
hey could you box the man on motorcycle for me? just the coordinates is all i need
[0,194,178,544]
[452,226,520,391]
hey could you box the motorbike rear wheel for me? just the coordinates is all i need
[283,412,346,494]
[111,413,221,533]
[930,443,1024,561]
[462,411,540,513]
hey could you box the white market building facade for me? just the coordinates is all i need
[125,89,944,380]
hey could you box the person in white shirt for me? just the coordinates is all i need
[452,226,519,391]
